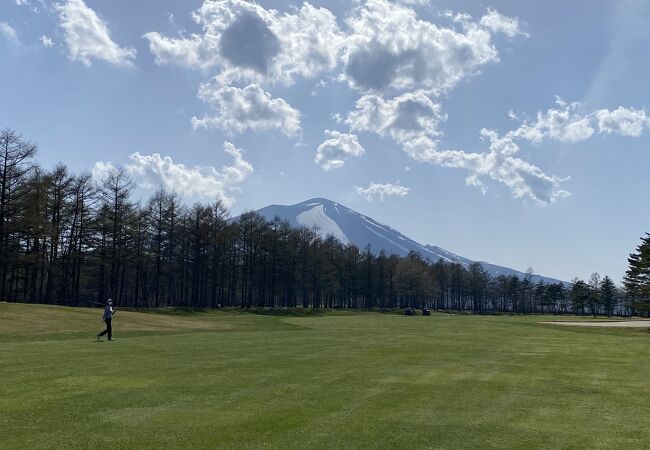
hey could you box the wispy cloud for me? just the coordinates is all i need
[0,22,19,43]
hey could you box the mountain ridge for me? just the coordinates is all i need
[255,198,562,285]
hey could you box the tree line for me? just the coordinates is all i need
[0,128,642,315]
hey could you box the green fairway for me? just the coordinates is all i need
[1,303,649,449]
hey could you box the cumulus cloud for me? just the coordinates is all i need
[40,35,53,48]
[315,130,365,170]
[0,22,18,43]
[594,106,650,137]
[144,33,208,69]
[346,90,446,160]
[509,98,650,143]
[385,99,650,204]
[55,0,136,66]
[145,0,342,137]
[341,0,508,93]
[356,182,410,202]
[422,136,571,205]
[479,9,529,38]
[145,0,343,85]
[141,1,648,205]
[93,142,253,206]
[336,2,551,203]
[145,0,519,93]
[144,0,528,145]
[90,160,116,183]
[510,98,595,143]
[191,82,301,136]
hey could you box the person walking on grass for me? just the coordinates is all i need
[97,299,116,342]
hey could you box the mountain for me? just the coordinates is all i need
[255,198,562,285]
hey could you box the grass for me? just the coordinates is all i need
[1,303,650,449]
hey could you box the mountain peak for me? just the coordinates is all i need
[256,199,562,284]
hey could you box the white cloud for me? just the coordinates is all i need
[356,182,410,202]
[509,98,650,143]
[143,32,209,69]
[341,0,513,93]
[13,0,42,12]
[0,22,18,43]
[55,0,136,66]
[336,2,542,204]
[594,106,649,137]
[145,0,523,93]
[191,82,301,137]
[420,133,571,205]
[90,160,116,182]
[315,130,365,170]
[93,142,253,207]
[138,2,646,205]
[346,90,446,160]
[341,91,577,205]
[145,0,343,86]
[40,35,53,48]
[144,0,527,148]
[510,98,595,144]
[479,9,529,38]
[400,99,650,204]
[14,0,47,14]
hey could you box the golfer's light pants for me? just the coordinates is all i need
[98,319,112,340]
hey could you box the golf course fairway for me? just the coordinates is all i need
[1,303,649,449]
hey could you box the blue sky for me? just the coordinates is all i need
[2,0,650,282]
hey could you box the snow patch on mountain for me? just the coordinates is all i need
[297,204,349,244]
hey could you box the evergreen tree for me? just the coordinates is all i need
[569,279,590,315]
[600,276,618,317]
[624,233,650,312]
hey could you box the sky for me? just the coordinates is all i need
[2,0,650,283]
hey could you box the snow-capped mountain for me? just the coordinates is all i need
[255,198,562,284]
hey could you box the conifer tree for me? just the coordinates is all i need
[599,276,618,317]
[624,233,650,312]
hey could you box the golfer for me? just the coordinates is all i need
[97,299,116,341]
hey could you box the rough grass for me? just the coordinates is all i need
[1,303,649,449]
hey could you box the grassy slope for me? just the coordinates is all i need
[1,303,649,449]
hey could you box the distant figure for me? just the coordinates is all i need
[97,299,116,341]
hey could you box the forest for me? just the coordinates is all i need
[1,128,649,315]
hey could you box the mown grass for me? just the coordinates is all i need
[1,302,649,449]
